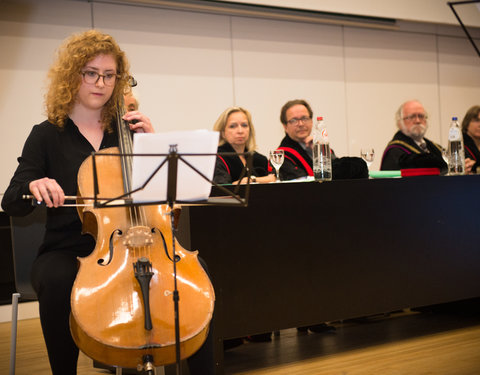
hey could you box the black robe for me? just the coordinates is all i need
[213,142,269,184]
[380,131,447,172]
[277,134,315,181]
[278,134,367,180]
[463,132,480,173]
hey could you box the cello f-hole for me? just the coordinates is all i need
[98,229,122,266]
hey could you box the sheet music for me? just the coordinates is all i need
[131,130,219,203]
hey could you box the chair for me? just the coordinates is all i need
[9,205,46,375]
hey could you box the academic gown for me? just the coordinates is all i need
[380,130,447,172]
[213,142,269,184]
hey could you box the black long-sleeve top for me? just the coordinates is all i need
[1,118,118,257]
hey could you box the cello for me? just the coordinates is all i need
[69,97,215,371]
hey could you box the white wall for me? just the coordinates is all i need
[1,0,480,194]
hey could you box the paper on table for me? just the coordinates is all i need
[369,170,402,178]
[131,130,219,203]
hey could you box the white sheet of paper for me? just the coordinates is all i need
[131,130,219,203]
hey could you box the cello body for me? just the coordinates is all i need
[70,148,215,368]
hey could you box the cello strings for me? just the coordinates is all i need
[116,101,150,260]
[116,102,136,227]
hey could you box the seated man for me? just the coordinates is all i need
[124,92,139,112]
[278,99,367,181]
[277,99,366,334]
[380,100,447,172]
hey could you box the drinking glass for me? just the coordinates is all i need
[269,150,284,182]
[360,148,375,168]
[442,148,449,165]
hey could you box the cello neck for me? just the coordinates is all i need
[115,96,134,195]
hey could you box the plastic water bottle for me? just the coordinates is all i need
[313,116,332,181]
[447,116,465,175]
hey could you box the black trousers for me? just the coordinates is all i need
[31,250,215,375]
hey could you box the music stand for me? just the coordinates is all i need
[448,0,480,58]
[84,143,254,375]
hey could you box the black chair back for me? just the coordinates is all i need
[9,206,46,300]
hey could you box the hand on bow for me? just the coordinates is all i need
[29,177,65,208]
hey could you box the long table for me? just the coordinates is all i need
[177,175,480,374]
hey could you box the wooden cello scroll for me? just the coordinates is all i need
[69,95,215,370]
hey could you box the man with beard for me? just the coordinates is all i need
[380,100,447,172]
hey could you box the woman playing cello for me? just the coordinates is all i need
[2,30,214,375]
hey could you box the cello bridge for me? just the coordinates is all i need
[123,226,154,248]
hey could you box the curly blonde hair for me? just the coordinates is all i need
[213,107,257,151]
[45,29,131,130]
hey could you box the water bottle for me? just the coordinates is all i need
[447,116,465,175]
[313,116,332,181]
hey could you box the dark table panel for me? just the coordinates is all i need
[178,175,480,374]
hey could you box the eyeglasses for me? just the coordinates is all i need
[287,116,312,126]
[403,113,428,122]
[81,70,119,86]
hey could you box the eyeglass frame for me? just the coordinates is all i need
[286,116,312,126]
[81,70,120,86]
[402,113,428,122]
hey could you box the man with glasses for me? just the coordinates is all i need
[380,100,447,171]
[276,99,369,334]
[124,92,139,112]
[277,99,318,180]
[277,99,367,181]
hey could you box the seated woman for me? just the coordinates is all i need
[213,107,274,346]
[462,105,480,174]
[213,106,275,184]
